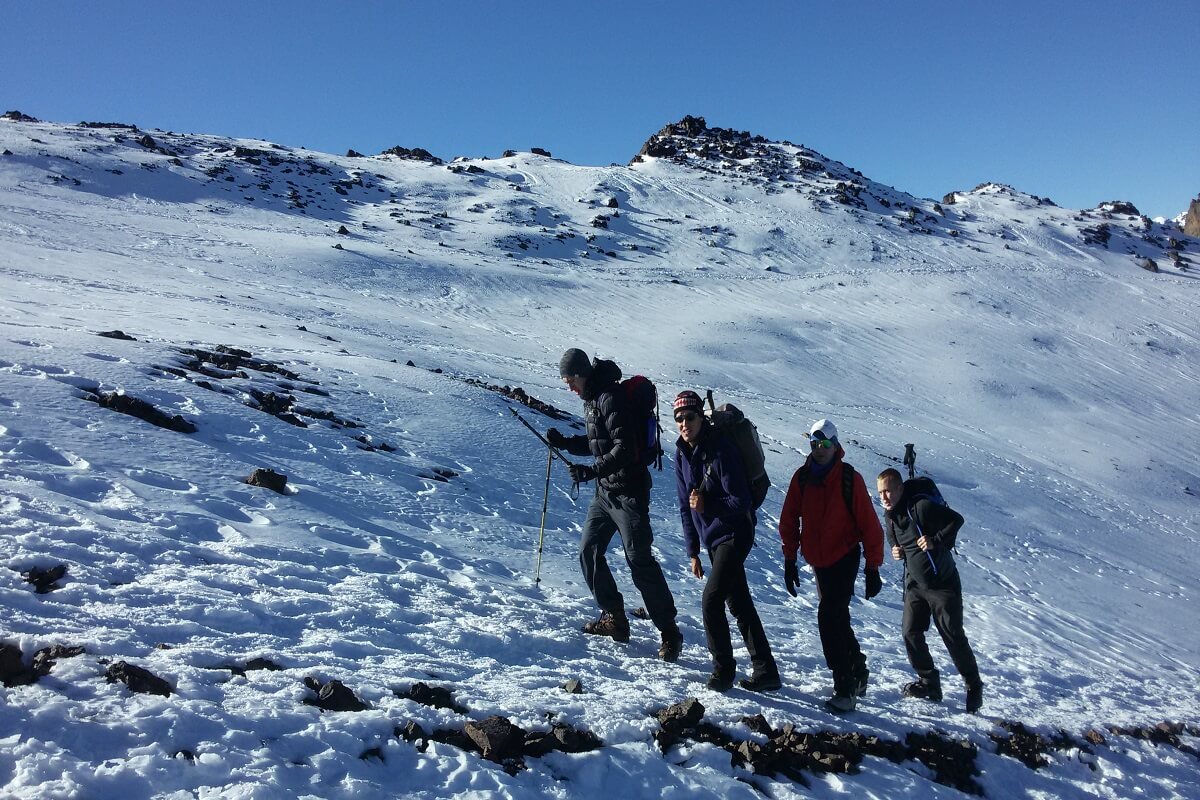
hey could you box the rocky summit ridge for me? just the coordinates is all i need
[1,110,1196,276]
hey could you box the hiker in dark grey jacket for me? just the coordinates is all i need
[673,390,780,692]
[548,348,683,662]
[877,468,984,713]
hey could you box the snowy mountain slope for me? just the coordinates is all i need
[1,113,1198,799]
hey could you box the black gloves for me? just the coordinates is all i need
[547,428,567,448]
[784,559,799,597]
[864,568,882,599]
[568,463,596,484]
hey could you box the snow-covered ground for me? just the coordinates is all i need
[1,115,1198,799]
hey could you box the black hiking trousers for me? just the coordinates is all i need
[903,574,981,687]
[814,544,867,688]
[579,485,678,632]
[703,529,777,679]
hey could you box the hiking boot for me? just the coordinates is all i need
[825,692,856,713]
[965,682,984,714]
[706,671,735,692]
[825,676,857,713]
[738,672,783,693]
[902,679,943,702]
[658,626,683,662]
[582,611,630,643]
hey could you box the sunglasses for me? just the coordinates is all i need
[674,412,700,424]
[809,437,834,450]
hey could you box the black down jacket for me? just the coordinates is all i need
[559,358,649,494]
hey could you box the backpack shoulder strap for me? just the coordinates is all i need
[841,462,858,529]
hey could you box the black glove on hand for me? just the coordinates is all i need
[568,463,596,484]
[864,568,882,599]
[784,559,799,597]
[547,428,567,448]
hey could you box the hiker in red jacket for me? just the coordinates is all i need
[778,418,885,713]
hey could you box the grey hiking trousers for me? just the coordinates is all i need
[579,486,677,631]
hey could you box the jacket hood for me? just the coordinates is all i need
[582,358,621,400]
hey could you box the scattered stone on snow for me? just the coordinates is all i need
[21,563,67,593]
[465,715,527,765]
[458,377,571,420]
[523,723,603,756]
[244,468,288,494]
[32,644,85,677]
[105,661,173,696]
[96,330,137,340]
[0,643,35,687]
[399,681,469,714]
[561,678,584,694]
[303,677,369,712]
[225,657,284,676]
[85,391,197,433]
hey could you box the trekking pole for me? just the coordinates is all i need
[509,407,572,465]
[534,446,552,585]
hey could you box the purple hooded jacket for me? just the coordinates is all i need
[675,424,754,558]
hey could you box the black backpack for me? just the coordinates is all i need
[903,476,958,548]
[705,398,770,509]
[620,375,662,470]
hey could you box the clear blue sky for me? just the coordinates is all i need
[4,1,1197,218]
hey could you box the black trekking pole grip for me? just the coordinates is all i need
[509,407,573,465]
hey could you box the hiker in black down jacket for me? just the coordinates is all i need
[877,467,984,713]
[548,348,682,662]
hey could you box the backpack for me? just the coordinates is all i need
[620,375,663,469]
[707,400,770,509]
[903,476,958,548]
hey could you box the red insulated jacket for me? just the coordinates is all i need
[778,446,884,570]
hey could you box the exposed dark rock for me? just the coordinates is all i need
[524,723,603,756]
[990,720,1053,769]
[245,468,288,494]
[905,731,982,795]
[654,697,706,750]
[1184,198,1200,237]
[31,644,85,676]
[591,214,610,229]
[606,197,619,208]
[0,643,36,687]
[96,330,137,340]
[346,149,364,158]
[337,225,350,235]
[303,677,369,712]
[137,134,157,150]
[466,716,527,763]
[105,661,173,696]
[226,657,284,676]
[530,148,551,158]
[502,150,518,158]
[458,378,571,420]
[400,681,469,714]
[1097,200,1140,216]
[1081,223,1112,247]
[561,678,583,694]
[79,121,139,131]
[1139,257,1159,273]
[3,110,39,123]
[87,391,197,433]
[380,145,443,164]
[22,563,67,593]
[397,720,430,752]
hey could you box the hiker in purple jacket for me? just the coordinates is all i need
[673,390,780,692]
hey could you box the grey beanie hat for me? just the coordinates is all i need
[559,348,593,378]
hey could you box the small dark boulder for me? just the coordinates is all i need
[22,563,67,593]
[245,468,288,494]
[561,678,583,694]
[346,149,364,158]
[106,661,172,696]
[400,681,468,713]
[337,225,350,235]
[88,391,197,433]
[465,716,527,763]
[303,677,369,712]
[3,110,39,122]
[523,723,602,757]
[0,643,36,687]
[32,644,85,677]
[96,330,137,341]
[530,148,551,158]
